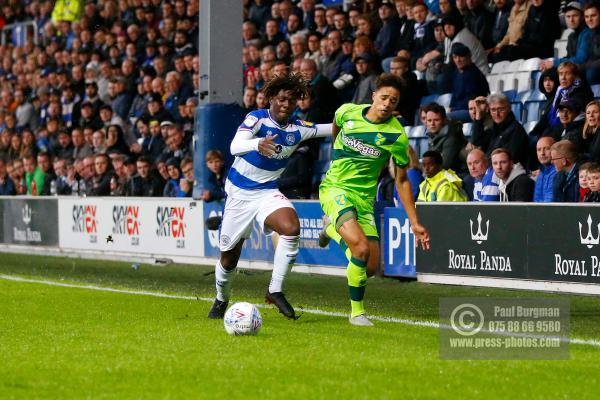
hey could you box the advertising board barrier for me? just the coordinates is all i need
[203,200,346,269]
[383,207,417,278]
[416,203,600,294]
[59,197,204,257]
[1,197,58,246]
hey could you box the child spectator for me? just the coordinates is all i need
[584,163,600,202]
[202,150,227,202]
[579,162,593,201]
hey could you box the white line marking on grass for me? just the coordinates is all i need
[2,274,599,348]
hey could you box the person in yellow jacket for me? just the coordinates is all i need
[418,150,468,202]
[51,0,83,23]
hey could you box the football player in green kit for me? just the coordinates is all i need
[319,74,430,326]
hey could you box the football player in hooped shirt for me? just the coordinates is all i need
[319,74,430,326]
[208,74,333,320]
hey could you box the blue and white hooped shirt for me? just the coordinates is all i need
[226,109,319,200]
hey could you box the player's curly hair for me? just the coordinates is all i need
[261,73,310,101]
[375,73,404,92]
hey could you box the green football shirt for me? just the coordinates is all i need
[320,103,409,200]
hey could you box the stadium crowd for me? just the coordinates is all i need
[0,0,199,197]
[0,0,599,203]
[240,0,600,203]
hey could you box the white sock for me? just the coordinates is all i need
[215,261,235,302]
[269,235,299,293]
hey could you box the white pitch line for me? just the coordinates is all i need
[1,274,599,348]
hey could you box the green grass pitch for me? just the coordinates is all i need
[1,252,599,399]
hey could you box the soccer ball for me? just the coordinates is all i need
[223,302,262,336]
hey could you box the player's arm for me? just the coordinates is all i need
[230,128,278,157]
[395,164,430,250]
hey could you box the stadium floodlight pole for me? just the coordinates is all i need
[197,0,243,106]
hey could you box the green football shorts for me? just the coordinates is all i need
[319,184,378,240]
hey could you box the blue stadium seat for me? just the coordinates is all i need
[318,138,332,161]
[410,125,427,137]
[524,90,546,123]
[503,90,517,102]
[592,84,600,99]
[462,122,473,138]
[530,71,541,90]
[437,93,452,108]
[420,94,437,106]
[523,121,538,134]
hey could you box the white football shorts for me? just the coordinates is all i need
[219,190,294,251]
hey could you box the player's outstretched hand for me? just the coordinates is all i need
[258,134,278,156]
[412,223,430,250]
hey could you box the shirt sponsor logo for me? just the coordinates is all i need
[243,115,258,127]
[342,134,381,157]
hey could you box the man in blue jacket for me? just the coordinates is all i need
[551,140,580,202]
[533,136,557,202]
[448,43,489,122]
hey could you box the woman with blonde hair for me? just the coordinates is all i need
[583,100,600,162]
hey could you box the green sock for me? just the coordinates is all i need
[347,256,367,318]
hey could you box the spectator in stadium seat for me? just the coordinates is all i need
[105,125,131,156]
[548,62,594,132]
[465,0,494,49]
[53,131,74,161]
[248,0,272,30]
[543,99,585,149]
[321,30,346,83]
[300,58,339,120]
[0,159,15,195]
[584,163,600,202]
[425,103,468,173]
[540,2,594,71]
[508,0,561,60]
[201,150,227,202]
[313,7,331,37]
[279,143,315,199]
[582,100,600,162]
[71,127,93,160]
[442,13,490,74]
[467,148,501,201]
[23,154,45,196]
[580,3,600,84]
[351,53,379,105]
[551,139,581,202]
[489,0,531,62]
[126,155,165,197]
[375,0,402,60]
[52,158,72,195]
[108,77,132,122]
[92,130,107,155]
[418,150,469,201]
[179,157,194,197]
[529,67,560,141]
[533,136,557,202]
[293,88,328,123]
[491,148,534,202]
[88,153,113,196]
[390,56,421,124]
[161,123,190,162]
[448,43,490,122]
[490,0,511,48]
[163,157,185,197]
[109,154,129,196]
[78,102,103,131]
[472,93,530,167]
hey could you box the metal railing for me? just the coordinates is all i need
[0,20,38,47]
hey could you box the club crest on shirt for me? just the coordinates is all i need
[285,133,296,145]
[334,194,347,206]
[243,115,258,127]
